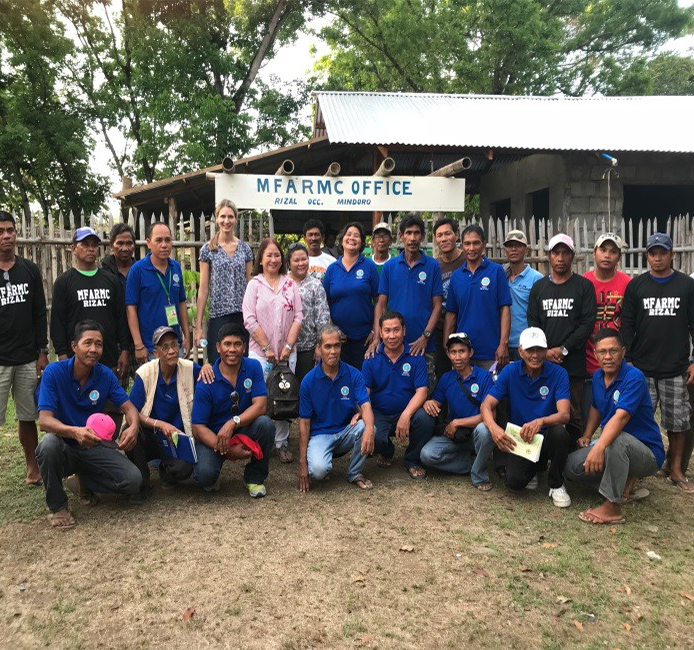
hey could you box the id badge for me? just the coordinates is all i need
[165,304,179,326]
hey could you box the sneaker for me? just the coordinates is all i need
[247,483,267,498]
[548,484,571,508]
[203,479,221,493]
[526,475,538,490]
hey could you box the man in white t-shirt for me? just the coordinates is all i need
[303,219,336,281]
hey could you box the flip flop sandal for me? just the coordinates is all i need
[376,455,392,468]
[622,487,649,503]
[278,446,293,463]
[65,475,100,506]
[405,466,427,480]
[475,481,493,492]
[49,511,76,530]
[578,508,626,525]
[352,475,373,490]
[26,478,43,487]
[669,477,694,493]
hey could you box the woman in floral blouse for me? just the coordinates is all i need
[243,238,303,462]
[288,243,331,384]
[196,199,253,363]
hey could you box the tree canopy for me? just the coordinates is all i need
[316,0,694,96]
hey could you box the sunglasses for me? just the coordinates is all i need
[230,390,240,415]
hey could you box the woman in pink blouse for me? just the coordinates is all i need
[243,238,302,462]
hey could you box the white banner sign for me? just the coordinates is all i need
[215,174,466,212]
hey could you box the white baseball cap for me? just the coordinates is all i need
[548,233,575,252]
[519,327,548,350]
[373,222,392,236]
[594,232,626,250]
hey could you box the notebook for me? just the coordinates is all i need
[155,430,198,464]
[504,423,544,463]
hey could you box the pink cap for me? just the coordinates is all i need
[548,233,575,252]
[86,413,116,441]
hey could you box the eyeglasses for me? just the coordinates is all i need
[230,390,240,415]
[157,341,180,353]
[595,347,623,358]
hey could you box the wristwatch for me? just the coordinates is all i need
[561,346,569,356]
[423,330,432,339]
[284,343,292,351]
[232,415,241,426]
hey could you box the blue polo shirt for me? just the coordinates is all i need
[38,358,129,445]
[433,366,495,421]
[191,358,266,434]
[507,264,543,348]
[299,361,370,437]
[378,252,444,353]
[323,255,379,340]
[490,360,570,427]
[129,363,201,431]
[446,258,512,360]
[362,345,428,416]
[125,254,187,352]
[592,361,664,467]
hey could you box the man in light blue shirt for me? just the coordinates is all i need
[504,230,542,361]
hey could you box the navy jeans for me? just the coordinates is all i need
[193,415,274,488]
[373,407,434,467]
[340,336,369,370]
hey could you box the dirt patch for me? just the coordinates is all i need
[1,444,694,650]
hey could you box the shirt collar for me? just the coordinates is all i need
[376,343,409,365]
[68,356,97,387]
[598,359,630,389]
[397,250,427,268]
[462,257,489,272]
[337,254,365,271]
[315,360,347,381]
[213,357,247,385]
[144,253,172,273]
[519,359,549,380]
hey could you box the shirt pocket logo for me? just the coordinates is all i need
[356,269,364,279]
[244,378,253,390]
[89,389,100,404]
[539,386,549,399]
[613,389,620,402]
[418,271,427,284]
[340,385,350,400]
[471,383,479,394]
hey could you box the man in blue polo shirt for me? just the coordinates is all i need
[35,320,142,529]
[481,327,574,507]
[298,324,375,491]
[420,332,496,491]
[445,225,512,370]
[362,311,433,478]
[128,326,206,494]
[191,322,274,497]
[504,230,543,361]
[564,328,664,525]
[126,221,190,365]
[368,213,443,387]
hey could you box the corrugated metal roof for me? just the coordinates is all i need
[315,92,694,153]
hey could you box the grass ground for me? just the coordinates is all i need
[1,408,693,650]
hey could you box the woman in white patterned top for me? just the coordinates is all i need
[288,243,331,384]
[196,199,253,363]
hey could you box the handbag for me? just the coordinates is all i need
[265,361,300,419]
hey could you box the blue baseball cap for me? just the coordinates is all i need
[646,232,672,252]
[73,226,101,243]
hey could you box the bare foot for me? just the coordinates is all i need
[578,501,625,524]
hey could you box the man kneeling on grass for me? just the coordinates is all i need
[36,320,142,529]
[362,310,433,479]
[191,323,274,497]
[564,328,665,525]
[419,332,496,491]
[298,325,375,491]
[480,327,574,507]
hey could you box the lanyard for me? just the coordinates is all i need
[156,267,173,305]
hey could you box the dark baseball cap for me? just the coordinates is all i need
[152,326,177,346]
[646,232,673,252]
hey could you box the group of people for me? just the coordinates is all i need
[1,203,693,530]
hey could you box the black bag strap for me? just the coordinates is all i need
[456,373,481,409]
